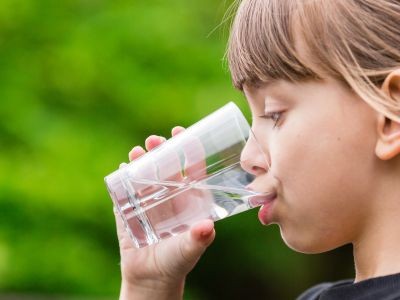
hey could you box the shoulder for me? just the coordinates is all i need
[296,279,353,300]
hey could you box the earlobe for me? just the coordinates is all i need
[375,115,400,160]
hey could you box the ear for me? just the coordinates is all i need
[375,69,400,160]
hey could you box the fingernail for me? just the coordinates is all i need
[131,146,143,153]
[200,232,209,238]
[145,135,157,144]
[200,228,212,238]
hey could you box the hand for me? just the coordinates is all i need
[115,126,216,300]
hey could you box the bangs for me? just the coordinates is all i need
[227,0,320,90]
[227,0,400,122]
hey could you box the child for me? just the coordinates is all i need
[113,0,400,299]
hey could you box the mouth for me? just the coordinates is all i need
[248,191,277,208]
[245,184,278,224]
[257,193,277,225]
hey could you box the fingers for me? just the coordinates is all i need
[156,127,186,181]
[129,146,146,161]
[129,135,167,162]
[129,128,185,162]
[128,130,186,183]
[113,207,125,238]
[156,143,184,182]
[181,136,207,180]
[127,129,188,191]
[127,126,207,193]
[178,219,215,266]
[172,126,185,136]
[190,219,215,244]
[113,207,135,251]
[145,135,167,151]
[172,126,207,180]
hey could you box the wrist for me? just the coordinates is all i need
[120,278,185,300]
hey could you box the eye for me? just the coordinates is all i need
[259,111,283,128]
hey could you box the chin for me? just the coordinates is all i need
[278,224,342,254]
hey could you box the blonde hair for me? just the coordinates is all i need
[227,0,400,122]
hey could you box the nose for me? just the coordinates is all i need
[240,130,270,176]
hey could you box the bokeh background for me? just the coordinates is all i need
[0,0,354,299]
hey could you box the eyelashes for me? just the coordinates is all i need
[258,111,284,128]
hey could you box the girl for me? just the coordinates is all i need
[114,0,400,299]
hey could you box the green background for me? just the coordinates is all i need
[0,0,353,299]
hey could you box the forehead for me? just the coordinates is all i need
[242,77,350,113]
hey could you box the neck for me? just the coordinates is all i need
[353,180,400,283]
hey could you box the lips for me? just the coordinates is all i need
[246,184,277,224]
[248,192,277,207]
[257,193,277,225]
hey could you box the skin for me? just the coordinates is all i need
[114,70,400,298]
[241,73,400,282]
[242,78,380,254]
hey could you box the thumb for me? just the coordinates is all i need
[176,219,215,272]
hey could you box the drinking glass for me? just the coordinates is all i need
[105,102,271,248]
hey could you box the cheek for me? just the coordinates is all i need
[268,116,377,251]
[271,111,376,201]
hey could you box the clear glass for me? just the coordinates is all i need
[105,102,272,248]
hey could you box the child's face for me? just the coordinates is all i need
[242,78,380,254]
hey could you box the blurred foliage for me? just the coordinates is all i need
[0,0,353,299]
